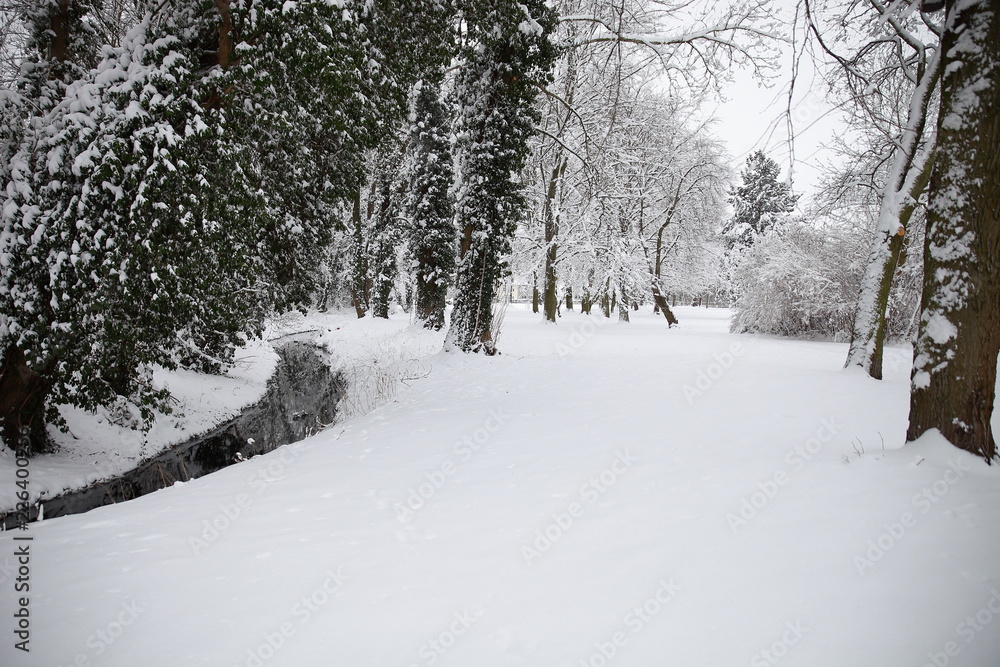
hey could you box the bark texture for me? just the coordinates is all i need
[907,0,999,461]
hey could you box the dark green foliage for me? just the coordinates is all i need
[447,0,559,353]
[0,0,458,450]
[723,150,799,250]
[404,78,456,330]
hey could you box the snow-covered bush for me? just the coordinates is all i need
[729,223,864,339]
[729,220,922,340]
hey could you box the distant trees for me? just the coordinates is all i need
[723,151,799,250]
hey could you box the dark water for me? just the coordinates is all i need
[1,341,344,528]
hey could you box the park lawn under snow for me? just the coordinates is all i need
[2,305,999,667]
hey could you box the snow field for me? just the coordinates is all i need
[1,305,998,667]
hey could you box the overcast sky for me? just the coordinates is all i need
[701,0,848,205]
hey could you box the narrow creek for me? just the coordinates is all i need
[1,340,344,529]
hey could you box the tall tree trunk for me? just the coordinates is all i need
[845,52,941,378]
[565,286,573,311]
[532,272,539,313]
[216,0,233,68]
[0,346,51,454]
[350,191,368,318]
[542,161,565,323]
[48,0,71,63]
[371,175,396,319]
[907,0,999,461]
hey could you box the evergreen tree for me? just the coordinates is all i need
[369,142,406,319]
[0,0,457,453]
[447,0,558,353]
[404,78,456,330]
[723,151,799,250]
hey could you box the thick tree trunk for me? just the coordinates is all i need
[618,295,629,323]
[650,282,679,326]
[565,286,573,311]
[907,0,999,462]
[216,0,234,68]
[845,51,941,378]
[0,346,51,454]
[415,242,447,329]
[48,0,71,63]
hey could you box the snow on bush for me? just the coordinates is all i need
[729,219,923,341]
[729,223,864,339]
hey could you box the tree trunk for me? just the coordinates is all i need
[650,282,679,326]
[907,0,999,462]
[216,0,234,69]
[531,272,539,313]
[845,51,941,378]
[48,0,71,63]
[0,346,51,454]
[350,191,368,318]
[542,161,565,323]
[618,294,629,322]
[565,286,573,311]
[371,177,395,319]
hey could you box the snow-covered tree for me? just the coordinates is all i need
[723,151,799,250]
[0,0,457,452]
[906,0,999,461]
[803,0,943,379]
[403,78,455,330]
[447,0,558,354]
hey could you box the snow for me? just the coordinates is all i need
[0,310,440,514]
[0,336,278,514]
[2,306,999,667]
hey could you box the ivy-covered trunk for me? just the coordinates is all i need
[447,0,557,353]
[906,0,999,461]
[845,54,940,379]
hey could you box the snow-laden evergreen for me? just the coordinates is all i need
[403,78,456,331]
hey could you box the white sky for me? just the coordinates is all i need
[699,0,848,205]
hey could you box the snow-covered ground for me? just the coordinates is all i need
[0,309,438,513]
[3,305,999,667]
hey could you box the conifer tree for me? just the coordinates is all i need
[447,0,558,353]
[0,0,457,452]
[723,151,799,250]
[404,78,456,330]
